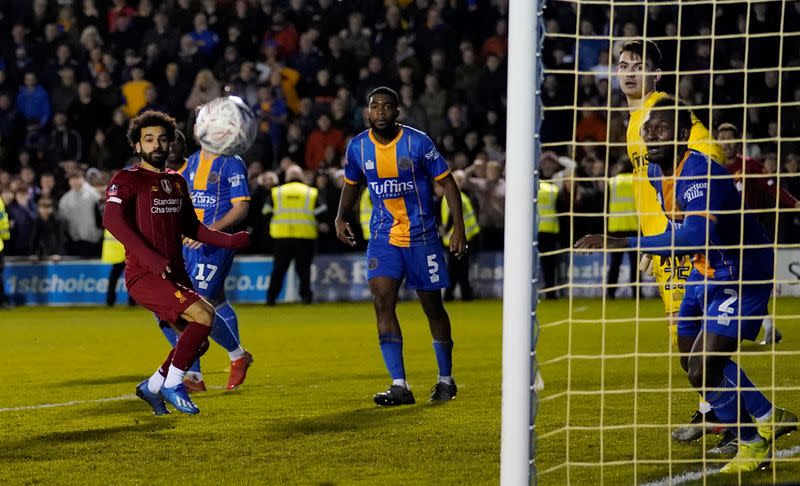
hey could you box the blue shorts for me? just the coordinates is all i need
[677,273,772,342]
[366,239,450,291]
[182,245,235,299]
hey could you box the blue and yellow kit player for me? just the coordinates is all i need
[577,97,796,474]
[336,87,468,406]
[162,131,254,391]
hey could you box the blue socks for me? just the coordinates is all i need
[723,359,773,419]
[433,339,454,377]
[215,301,240,342]
[379,334,406,380]
[705,360,766,442]
[209,306,240,353]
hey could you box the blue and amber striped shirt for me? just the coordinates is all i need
[344,126,450,247]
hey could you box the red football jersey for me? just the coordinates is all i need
[105,166,197,284]
[727,155,799,210]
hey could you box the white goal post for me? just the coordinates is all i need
[501,0,539,484]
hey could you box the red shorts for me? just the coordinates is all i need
[127,272,202,323]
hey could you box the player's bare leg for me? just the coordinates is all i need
[418,290,457,402]
[685,331,773,473]
[672,329,724,445]
[370,276,414,406]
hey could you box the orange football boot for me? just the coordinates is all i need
[226,351,254,390]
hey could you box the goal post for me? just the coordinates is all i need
[500,0,539,484]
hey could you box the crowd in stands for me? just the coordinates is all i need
[541,1,800,248]
[2,0,800,262]
[0,0,509,258]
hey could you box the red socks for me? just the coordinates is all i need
[171,322,212,371]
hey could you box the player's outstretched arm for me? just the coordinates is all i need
[335,181,360,247]
[576,216,712,256]
[179,182,250,250]
[437,173,467,257]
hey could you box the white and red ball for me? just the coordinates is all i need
[193,96,257,156]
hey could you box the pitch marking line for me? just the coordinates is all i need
[640,445,800,486]
[0,386,227,413]
[0,394,135,412]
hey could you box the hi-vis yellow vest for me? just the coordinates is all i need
[608,173,638,232]
[0,196,9,253]
[627,90,726,236]
[102,229,126,264]
[359,188,372,240]
[538,181,559,234]
[441,192,480,245]
[270,182,319,239]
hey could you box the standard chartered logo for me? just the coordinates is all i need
[369,179,414,197]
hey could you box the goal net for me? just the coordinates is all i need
[530,0,800,484]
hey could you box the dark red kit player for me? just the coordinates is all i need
[103,111,249,415]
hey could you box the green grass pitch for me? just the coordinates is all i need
[2,298,799,485]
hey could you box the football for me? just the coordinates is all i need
[193,96,257,156]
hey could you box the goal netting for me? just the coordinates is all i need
[526,0,800,484]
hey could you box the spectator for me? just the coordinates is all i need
[31,197,66,261]
[576,102,608,143]
[177,33,205,82]
[418,73,448,139]
[477,54,506,112]
[189,12,220,59]
[356,56,390,103]
[480,19,509,60]
[48,112,83,165]
[373,6,406,60]
[107,112,133,169]
[463,160,506,251]
[304,113,345,171]
[283,122,306,165]
[326,35,357,87]
[576,20,606,72]
[58,172,102,257]
[88,129,114,171]
[68,81,106,156]
[138,86,167,114]
[454,46,483,102]
[340,12,372,63]
[94,71,123,114]
[107,0,136,33]
[16,72,51,129]
[37,172,61,202]
[263,11,299,60]
[121,66,153,118]
[142,11,179,58]
[308,68,338,107]
[252,85,288,166]
[157,63,189,121]
[185,69,221,113]
[291,32,323,81]
[50,67,78,115]
[0,92,25,159]
[7,186,37,256]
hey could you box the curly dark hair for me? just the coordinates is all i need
[127,110,177,147]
